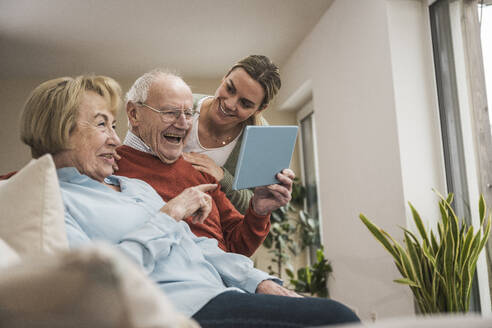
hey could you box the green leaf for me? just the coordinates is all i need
[443,219,456,311]
[459,226,474,273]
[409,202,430,246]
[394,242,416,281]
[359,214,399,259]
[445,193,454,205]
[430,230,439,256]
[439,201,449,229]
[479,195,486,226]
[405,232,424,286]
[476,215,492,256]
[394,278,420,287]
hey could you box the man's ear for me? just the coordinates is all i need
[126,102,139,127]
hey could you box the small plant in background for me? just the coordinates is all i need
[286,247,332,297]
[263,204,299,278]
[263,179,322,278]
[263,178,304,277]
[359,192,491,314]
[297,209,321,249]
[290,177,306,207]
[263,178,331,296]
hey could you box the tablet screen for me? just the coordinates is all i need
[232,126,298,190]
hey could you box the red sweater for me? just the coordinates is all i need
[116,145,270,256]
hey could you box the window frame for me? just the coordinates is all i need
[429,0,492,313]
[296,100,324,263]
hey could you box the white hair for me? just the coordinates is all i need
[125,68,182,106]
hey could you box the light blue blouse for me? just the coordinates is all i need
[57,167,276,317]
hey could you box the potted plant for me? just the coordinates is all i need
[263,179,314,278]
[359,193,491,313]
[286,247,332,297]
[263,203,299,278]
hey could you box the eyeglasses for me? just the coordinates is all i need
[136,102,197,122]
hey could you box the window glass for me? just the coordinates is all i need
[479,1,492,312]
[298,101,322,263]
[480,4,492,129]
[300,113,320,225]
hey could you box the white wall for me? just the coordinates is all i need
[277,0,445,321]
[386,2,446,236]
[0,78,41,172]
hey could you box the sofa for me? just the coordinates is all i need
[0,154,198,328]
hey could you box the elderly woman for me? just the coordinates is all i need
[19,74,359,328]
[183,55,280,214]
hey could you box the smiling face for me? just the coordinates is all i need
[56,91,121,182]
[210,67,265,127]
[128,76,193,164]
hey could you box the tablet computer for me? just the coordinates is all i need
[232,125,298,190]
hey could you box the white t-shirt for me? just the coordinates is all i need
[184,96,242,167]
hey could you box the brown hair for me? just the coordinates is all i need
[20,75,122,158]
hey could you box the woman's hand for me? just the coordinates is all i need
[183,152,224,181]
[160,184,217,223]
[256,280,302,297]
[251,169,295,216]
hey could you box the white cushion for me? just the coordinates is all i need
[0,154,68,256]
[0,243,198,328]
[0,238,20,268]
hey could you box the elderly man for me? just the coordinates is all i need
[116,70,294,256]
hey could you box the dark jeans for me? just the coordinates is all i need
[192,291,360,328]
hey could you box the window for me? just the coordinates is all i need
[297,100,322,263]
[480,3,492,127]
[430,0,492,313]
[479,0,492,312]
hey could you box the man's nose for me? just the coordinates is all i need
[174,111,190,129]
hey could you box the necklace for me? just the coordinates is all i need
[216,135,233,146]
[206,125,243,146]
[211,121,245,146]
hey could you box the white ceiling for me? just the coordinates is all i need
[0,0,333,80]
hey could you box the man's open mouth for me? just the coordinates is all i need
[163,133,183,144]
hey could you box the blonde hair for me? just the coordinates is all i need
[20,75,122,158]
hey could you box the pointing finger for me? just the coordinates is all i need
[195,184,218,192]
